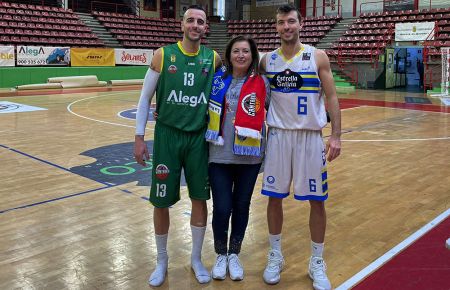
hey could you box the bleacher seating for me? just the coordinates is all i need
[332,8,450,58]
[0,1,103,47]
[93,11,208,49]
[227,15,341,52]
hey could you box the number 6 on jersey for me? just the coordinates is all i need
[298,96,308,115]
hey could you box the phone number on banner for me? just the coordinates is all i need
[17,59,48,65]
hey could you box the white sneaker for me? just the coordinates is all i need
[211,254,227,280]
[308,256,332,290]
[263,249,284,285]
[228,254,244,281]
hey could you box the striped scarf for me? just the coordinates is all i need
[205,66,266,156]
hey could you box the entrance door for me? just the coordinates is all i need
[405,47,424,89]
[160,0,176,18]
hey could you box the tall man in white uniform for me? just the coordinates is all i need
[260,4,341,290]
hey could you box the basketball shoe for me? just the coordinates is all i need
[263,249,284,284]
[211,254,227,280]
[228,254,244,281]
[308,256,331,290]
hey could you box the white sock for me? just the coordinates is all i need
[148,233,168,287]
[269,234,282,251]
[311,241,324,258]
[191,225,210,284]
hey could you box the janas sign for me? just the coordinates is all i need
[115,49,153,66]
[0,46,15,67]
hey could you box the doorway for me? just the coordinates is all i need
[388,47,423,92]
[161,0,176,18]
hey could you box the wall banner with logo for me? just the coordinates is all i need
[71,48,115,67]
[0,46,15,67]
[16,46,70,66]
[395,22,435,41]
[114,49,153,66]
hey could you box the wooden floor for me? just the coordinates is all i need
[0,87,449,290]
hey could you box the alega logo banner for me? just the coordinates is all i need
[16,46,70,66]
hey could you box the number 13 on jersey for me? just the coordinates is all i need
[184,72,194,86]
[297,96,308,115]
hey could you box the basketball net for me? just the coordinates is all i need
[431,47,450,98]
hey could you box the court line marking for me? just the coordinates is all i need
[0,185,114,214]
[0,143,147,214]
[67,94,449,141]
[342,137,450,142]
[67,92,155,132]
[0,144,111,186]
[335,208,450,290]
[337,106,450,142]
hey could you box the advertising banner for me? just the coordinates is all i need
[16,46,70,66]
[256,0,288,7]
[395,22,435,41]
[71,48,115,66]
[0,46,15,67]
[114,49,153,66]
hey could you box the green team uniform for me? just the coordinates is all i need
[150,41,215,208]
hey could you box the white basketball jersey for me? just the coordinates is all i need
[265,45,327,130]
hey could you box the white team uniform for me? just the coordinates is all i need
[262,45,329,201]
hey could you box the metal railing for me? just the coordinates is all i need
[422,21,440,90]
[90,1,128,13]
[122,0,140,16]
[360,0,432,15]
[305,4,342,18]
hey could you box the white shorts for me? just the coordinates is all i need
[261,128,328,201]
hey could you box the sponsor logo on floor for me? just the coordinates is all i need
[0,101,47,114]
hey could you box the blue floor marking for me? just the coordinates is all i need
[0,144,154,213]
[0,144,119,214]
[0,185,113,214]
[0,143,111,186]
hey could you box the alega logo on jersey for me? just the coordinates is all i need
[167,90,207,107]
[271,69,303,92]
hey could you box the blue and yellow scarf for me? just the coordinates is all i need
[205,66,266,156]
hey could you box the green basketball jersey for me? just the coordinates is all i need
[156,41,215,132]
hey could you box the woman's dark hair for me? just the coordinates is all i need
[223,35,260,78]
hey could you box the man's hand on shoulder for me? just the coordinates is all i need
[151,48,163,73]
[214,51,223,70]
[259,53,267,74]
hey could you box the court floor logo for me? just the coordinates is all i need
[118,105,156,121]
[70,141,187,186]
[0,101,47,114]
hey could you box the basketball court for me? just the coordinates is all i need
[0,85,449,289]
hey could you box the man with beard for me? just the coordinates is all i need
[134,5,221,287]
[260,4,341,290]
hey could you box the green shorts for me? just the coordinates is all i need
[149,121,210,208]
